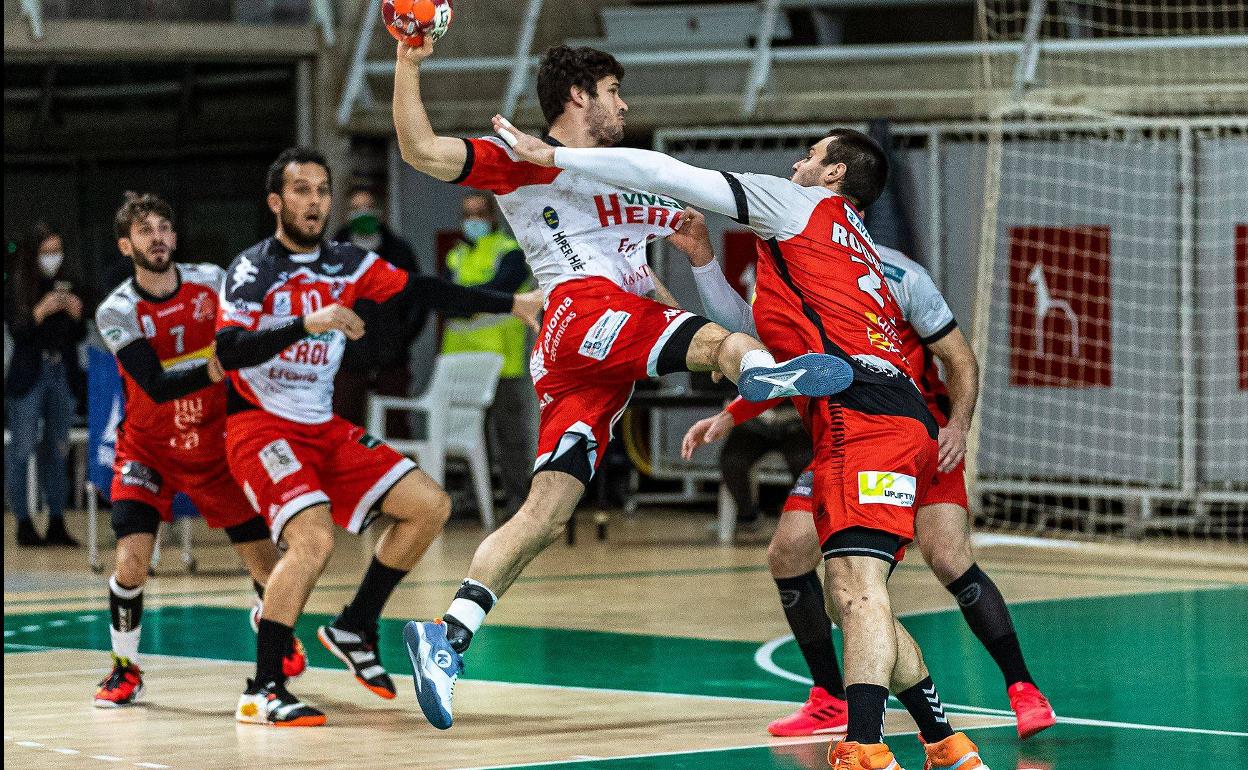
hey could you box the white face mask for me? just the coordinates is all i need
[38,252,64,277]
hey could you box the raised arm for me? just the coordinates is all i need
[393,39,470,181]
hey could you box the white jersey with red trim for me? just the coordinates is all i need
[454,136,686,297]
[217,238,408,425]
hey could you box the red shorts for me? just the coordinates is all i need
[787,459,966,511]
[225,410,416,542]
[531,277,705,481]
[111,440,255,530]
[803,401,937,548]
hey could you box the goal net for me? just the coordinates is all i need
[972,0,1247,542]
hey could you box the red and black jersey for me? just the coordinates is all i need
[95,263,228,459]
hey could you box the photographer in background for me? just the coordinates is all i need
[4,222,86,547]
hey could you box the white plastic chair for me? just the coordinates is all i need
[366,352,506,532]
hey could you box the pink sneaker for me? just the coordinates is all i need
[767,686,849,736]
[1008,682,1056,739]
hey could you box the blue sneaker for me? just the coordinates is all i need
[737,353,854,402]
[403,619,463,730]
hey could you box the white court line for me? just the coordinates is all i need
[449,721,1016,770]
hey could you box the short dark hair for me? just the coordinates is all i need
[822,129,888,208]
[536,45,625,125]
[265,147,332,196]
[114,191,174,239]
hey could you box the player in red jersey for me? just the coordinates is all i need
[503,124,991,769]
[93,193,305,709]
[683,244,1055,740]
[216,148,541,727]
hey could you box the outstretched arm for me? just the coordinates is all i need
[492,116,741,220]
[393,39,470,181]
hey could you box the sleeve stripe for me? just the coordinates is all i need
[919,318,958,346]
[449,138,475,185]
[720,171,750,225]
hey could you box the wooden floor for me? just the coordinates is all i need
[5,510,1247,770]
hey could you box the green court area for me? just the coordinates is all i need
[6,586,1247,769]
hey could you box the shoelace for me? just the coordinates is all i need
[99,665,133,691]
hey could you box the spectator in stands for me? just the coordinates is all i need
[5,222,85,547]
[441,193,535,518]
[331,183,423,433]
[686,401,812,532]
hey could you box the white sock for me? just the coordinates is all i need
[446,579,497,634]
[739,349,777,372]
[110,626,141,663]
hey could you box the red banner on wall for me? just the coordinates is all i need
[1237,224,1247,391]
[1008,226,1113,388]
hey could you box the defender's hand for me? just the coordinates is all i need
[668,207,714,267]
[681,412,734,460]
[207,355,225,383]
[303,304,366,340]
[492,115,555,166]
[511,289,544,332]
[937,420,968,474]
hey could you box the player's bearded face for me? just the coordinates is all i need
[125,215,175,273]
[790,138,833,187]
[585,76,626,147]
[276,163,332,249]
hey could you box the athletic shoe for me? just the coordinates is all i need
[922,732,989,770]
[738,353,854,402]
[235,678,326,727]
[93,654,143,708]
[828,739,902,769]
[767,686,849,736]
[317,621,396,699]
[403,619,463,730]
[1007,682,1056,739]
[249,604,309,681]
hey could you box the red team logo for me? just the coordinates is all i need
[1008,226,1113,388]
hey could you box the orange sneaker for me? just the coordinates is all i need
[1007,682,1056,739]
[827,739,903,769]
[922,732,989,770]
[93,654,143,707]
[768,686,849,736]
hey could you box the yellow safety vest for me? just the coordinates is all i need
[441,231,531,378]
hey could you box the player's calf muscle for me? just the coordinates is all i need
[115,534,155,587]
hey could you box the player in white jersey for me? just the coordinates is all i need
[392,39,857,729]
[684,246,1055,741]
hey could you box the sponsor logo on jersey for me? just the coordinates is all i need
[156,303,185,318]
[593,193,683,229]
[578,309,631,361]
[173,398,204,430]
[102,327,125,344]
[857,471,916,507]
[542,206,560,228]
[882,262,907,284]
[663,308,684,323]
[140,315,157,338]
[191,291,215,322]
[551,230,586,272]
[530,347,548,383]
[231,255,259,292]
[843,203,878,251]
[273,291,292,316]
[259,439,302,483]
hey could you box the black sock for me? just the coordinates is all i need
[336,557,409,633]
[775,571,845,698]
[945,563,1034,686]
[253,580,264,601]
[896,676,954,743]
[255,618,294,685]
[443,579,496,653]
[844,683,889,744]
[109,576,143,633]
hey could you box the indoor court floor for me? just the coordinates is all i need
[5,511,1246,769]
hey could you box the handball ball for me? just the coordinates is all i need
[384,0,454,47]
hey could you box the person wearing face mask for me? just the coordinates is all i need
[4,222,86,547]
[331,184,422,430]
[441,192,535,519]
